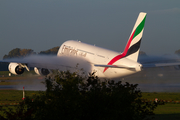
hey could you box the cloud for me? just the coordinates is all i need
[150,8,180,14]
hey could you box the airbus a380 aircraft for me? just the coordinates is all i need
[2,12,180,79]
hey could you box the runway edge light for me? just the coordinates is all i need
[22,87,25,100]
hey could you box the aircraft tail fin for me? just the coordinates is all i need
[123,12,147,61]
[103,12,146,73]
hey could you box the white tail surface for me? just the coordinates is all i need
[123,12,147,61]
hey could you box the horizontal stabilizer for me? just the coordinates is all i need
[142,62,180,68]
[94,64,137,71]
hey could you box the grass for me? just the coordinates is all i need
[0,90,41,118]
[141,92,180,120]
[0,90,40,104]
[153,114,180,120]
[0,81,19,85]
[0,91,179,120]
[1,91,180,104]
[142,92,180,101]
[154,104,180,114]
[153,104,180,120]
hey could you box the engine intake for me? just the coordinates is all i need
[8,63,25,75]
[34,67,50,76]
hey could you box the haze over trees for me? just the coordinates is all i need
[3,47,60,60]
[139,51,147,56]
[39,46,60,55]
[3,48,36,59]
[175,49,180,56]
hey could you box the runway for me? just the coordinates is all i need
[1,67,180,92]
[0,79,46,91]
[119,67,180,92]
[1,80,180,92]
[1,82,180,92]
[138,84,180,92]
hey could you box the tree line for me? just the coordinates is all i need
[3,47,60,60]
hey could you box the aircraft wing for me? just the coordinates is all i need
[0,55,92,75]
[0,56,65,70]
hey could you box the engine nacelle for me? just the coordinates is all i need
[8,62,25,75]
[34,67,51,76]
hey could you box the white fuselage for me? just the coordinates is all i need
[5,12,146,78]
[57,40,142,78]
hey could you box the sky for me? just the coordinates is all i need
[0,0,180,59]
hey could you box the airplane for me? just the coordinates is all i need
[2,12,180,79]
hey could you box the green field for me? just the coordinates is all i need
[142,92,180,120]
[0,90,180,119]
[0,90,40,104]
[142,92,180,101]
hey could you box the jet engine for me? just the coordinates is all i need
[8,62,25,75]
[34,67,51,76]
